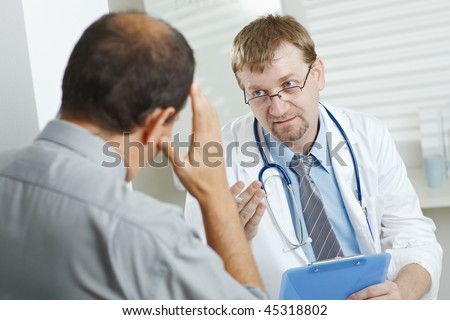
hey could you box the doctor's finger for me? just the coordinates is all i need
[243,202,266,240]
[230,181,245,198]
[236,181,262,206]
[239,189,265,224]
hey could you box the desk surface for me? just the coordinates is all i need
[407,167,450,209]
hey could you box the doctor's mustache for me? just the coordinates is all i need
[100,132,350,169]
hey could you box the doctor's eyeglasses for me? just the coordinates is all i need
[244,65,312,109]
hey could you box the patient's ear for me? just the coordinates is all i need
[141,107,177,144]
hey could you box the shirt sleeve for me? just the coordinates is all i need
[184,191,207,243]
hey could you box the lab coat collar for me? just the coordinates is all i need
[319,103,377,254]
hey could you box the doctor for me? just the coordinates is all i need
[185,14,442,299]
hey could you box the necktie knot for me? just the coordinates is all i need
[289,154,315,176]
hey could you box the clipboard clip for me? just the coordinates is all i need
[309,254,365,267]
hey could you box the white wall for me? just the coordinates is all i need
[0,0,39,151]
[108,0,145,11]
[22,0,110,130]
[0,0,109,152]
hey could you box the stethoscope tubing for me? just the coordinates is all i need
[253,103,373,246]
[322,105,362,204]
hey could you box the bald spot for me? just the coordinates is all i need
[110,12,173,45]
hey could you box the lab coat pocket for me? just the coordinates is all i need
[363,195,384,252]
[366,195,383,230]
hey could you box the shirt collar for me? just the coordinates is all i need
[310,112,330,173]
[264,112,330,173]
[263,130,294,169]
[36,120,127,180]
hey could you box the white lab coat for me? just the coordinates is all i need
[185,103,442,299]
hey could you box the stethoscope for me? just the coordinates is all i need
[253,103,373,249]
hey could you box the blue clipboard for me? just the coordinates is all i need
[279,253,391,300]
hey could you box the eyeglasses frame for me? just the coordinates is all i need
[244,64,313,107]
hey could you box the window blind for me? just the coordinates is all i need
[298,0,450,142]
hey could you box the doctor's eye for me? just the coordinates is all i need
[252,90,267,98]
[283,80,295,88]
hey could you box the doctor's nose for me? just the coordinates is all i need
[268,94,290,116]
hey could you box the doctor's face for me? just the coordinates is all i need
[238,43,325,152]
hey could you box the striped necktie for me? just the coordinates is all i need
[289,154,343,261]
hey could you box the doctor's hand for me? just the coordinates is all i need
[347,281,401,300]
[230,180,266,241]
[348,263,431,300]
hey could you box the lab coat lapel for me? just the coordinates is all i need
[320,104,377,254]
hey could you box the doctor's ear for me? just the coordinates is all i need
[311,58,325,91]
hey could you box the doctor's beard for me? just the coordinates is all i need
[269,114,309,145]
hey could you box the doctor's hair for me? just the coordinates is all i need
[231,14,317,89]
[59,11,195,133]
